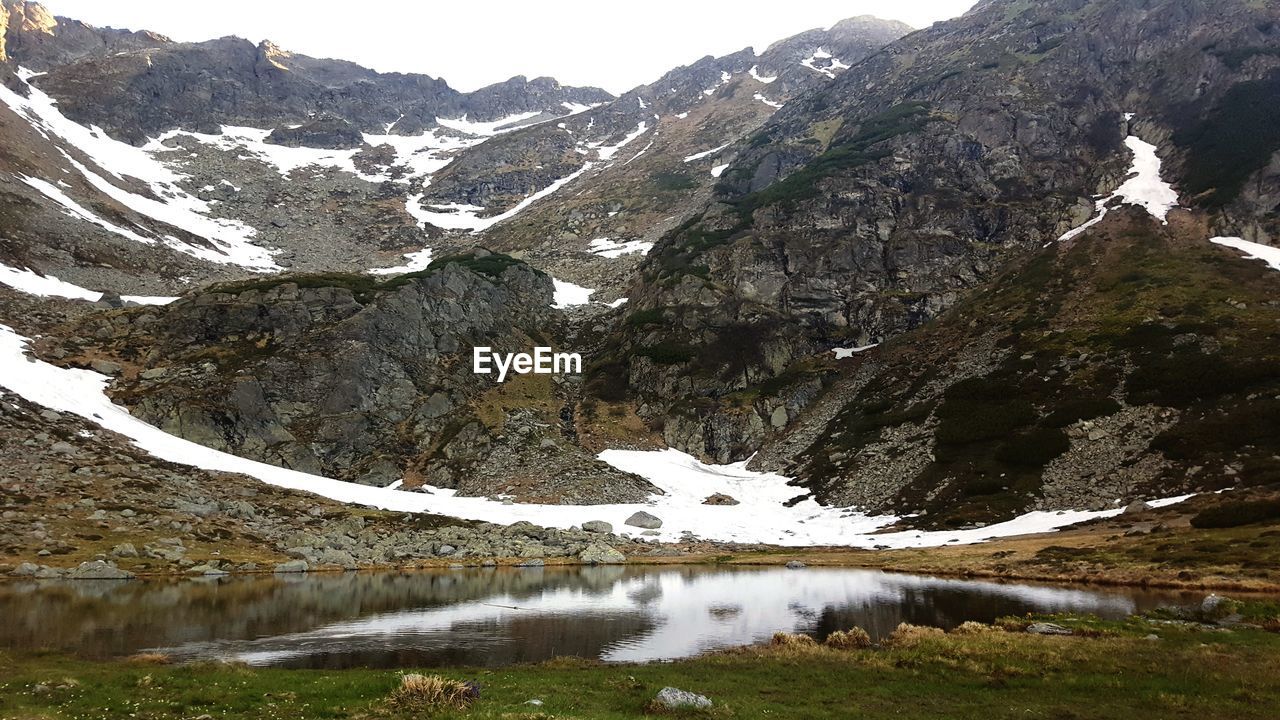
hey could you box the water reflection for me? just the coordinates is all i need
[0,567,1201,668]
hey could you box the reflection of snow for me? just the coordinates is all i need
[147,567,1150,667]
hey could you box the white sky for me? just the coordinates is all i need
[41,1,977,94]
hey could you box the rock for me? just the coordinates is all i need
[515,558,545,568]
[273,560,309,573]
[9,562,40,577]
[579,543,626,565]
[67,560,134,580]
[703,493,740,506]
[189,564,228,576]
[653,687,712,711]
[437,544,457,556]
[625,511,663,529]
[525,699,544,706]
[90,359,124,375]
[582,520,613,533]
[1026,622,1072,636]
[785,560,807,570]
[1200,594,1241,621]
[1124,500,1152,514]
[49,441,77,455]
[110,543,139,558]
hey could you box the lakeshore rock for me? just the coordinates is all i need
[654,687,713,711]
[1026,622,1072,636]
[274,560,309,574]
[67,560,134,580]
[579,543,626,565]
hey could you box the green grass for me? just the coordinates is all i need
[3,614,1279,719]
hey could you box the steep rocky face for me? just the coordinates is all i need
[599,0,1280,463]
[434,16,914,291]
[43,252,655,502]
[0,0,166,71]
[753,209,1280,529]
[18,30,612,144]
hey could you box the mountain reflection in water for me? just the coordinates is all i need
[0,566,1200,668]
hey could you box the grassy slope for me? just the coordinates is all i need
[2,614,1279,719]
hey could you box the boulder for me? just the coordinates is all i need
[110,543,139,558]
[582,520,613,533]
[785,560,807,570]
[579,543,626,565]
[1124,500,1152,514]
[625,511,662,529]
[653,687,712,711]
[515,558,545,568]
[67,560,134,580]
[9,562,40,577]
[703,493,740,506]
[273,559,309,574]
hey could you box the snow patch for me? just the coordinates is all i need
[0,262,178,305]
[832,344,878,359]
[683,143,731,163]
[1058,123,1180,243]
[552,278,595,308]
[749,65,777,84]
[1,72,277,270]
[588,238,653,259]
[710,163,731,178]
[801,48,848,79]
[410,164,593,233]
[754,93,784,109]
[1210,237,1280,272]
[0,323,1198,547]
[434,111,545,137]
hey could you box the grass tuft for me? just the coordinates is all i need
[389,673,480,711]
[824,628,873,650]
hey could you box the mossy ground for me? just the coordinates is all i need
[3,612,1278,719]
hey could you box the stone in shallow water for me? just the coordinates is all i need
[785,560,807,570]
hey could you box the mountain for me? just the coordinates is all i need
[0,0,1278,539]
[599,0,1280,470]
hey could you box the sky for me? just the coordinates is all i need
[41,1,978,94]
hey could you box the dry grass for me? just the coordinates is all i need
[770,632,818,648]
[125,653,172,665]
[824,628,873,650]
[390,673,479,711]
[951,621,1003,636]
[886,623,946,647]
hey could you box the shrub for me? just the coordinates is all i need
[1190,499,1280,529]
[824,627,872,650]
[390,674,480,711]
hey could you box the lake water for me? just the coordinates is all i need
[0,566,1202,668]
